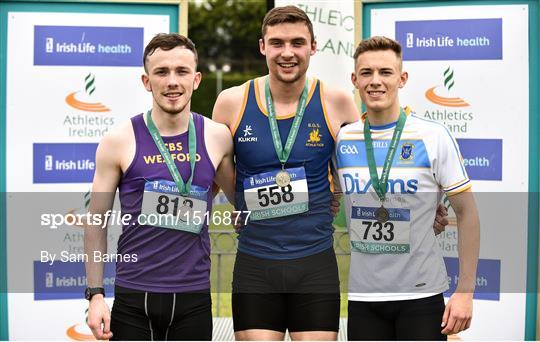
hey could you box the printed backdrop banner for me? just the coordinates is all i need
[6,11,170,339]
[275,0,355,94]
[369,4,529,340]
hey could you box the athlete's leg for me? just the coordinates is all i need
[288,248,340,340]
[347,300,397,340]
[232,250,288,340]
[232,293,287,340]
[395,294,446,341]
[165,292,212,341]
[110,286,153,340]
[287,293,340,340]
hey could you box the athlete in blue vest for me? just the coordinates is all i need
[212,6,359,340]
[213,6,449,341]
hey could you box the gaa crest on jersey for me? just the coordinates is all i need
[306,122,324,147]
[399,142,414,162]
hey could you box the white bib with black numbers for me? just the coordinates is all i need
[243,166,309,221]
[349,205,411,254]
[140,180,208,234]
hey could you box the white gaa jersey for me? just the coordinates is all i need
[335,112,471,302]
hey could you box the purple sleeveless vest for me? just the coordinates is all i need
[115,112,215,292]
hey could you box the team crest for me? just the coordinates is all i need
[306,123,324,147]
[400,143,414,161]
[308,128,321,143]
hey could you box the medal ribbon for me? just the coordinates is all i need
[146,110,197,196]
[364,108,407,203]
[265,77,309,166]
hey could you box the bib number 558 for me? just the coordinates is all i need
[257,185,294,207]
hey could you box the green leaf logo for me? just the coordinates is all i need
[85,73,96,96]
[443,67,455,91]
[84,190,91,209]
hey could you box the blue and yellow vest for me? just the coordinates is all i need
[233,78,336,259]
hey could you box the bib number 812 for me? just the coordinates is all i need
[156,195,193,215]
[257,185,294,207]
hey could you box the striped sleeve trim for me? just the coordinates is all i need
[444,180,472,196]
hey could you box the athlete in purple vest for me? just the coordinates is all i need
[84,33,235,340]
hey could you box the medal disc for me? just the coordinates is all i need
[375,206,389,223]
[275,170,291,187]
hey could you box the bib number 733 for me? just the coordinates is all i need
[360,221,394,241]
[350,206,411,254]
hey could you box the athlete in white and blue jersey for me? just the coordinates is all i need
[336,36,480,340]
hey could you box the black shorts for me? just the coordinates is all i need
[110,285,212,341]
[232,248,340,332]
[347,294,446,341]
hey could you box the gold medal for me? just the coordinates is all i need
[275,170,291,187]
[375,206,389,223]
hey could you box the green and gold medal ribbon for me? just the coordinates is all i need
[364,108,407,203]
[265,77,309,166]
[146,110,197,196]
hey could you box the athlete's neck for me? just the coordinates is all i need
[148,106,191,136]
[365,103,401,127]
[267,74,308,105]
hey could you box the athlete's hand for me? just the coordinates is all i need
[87,295,113,340]
[231,211,244,233]
[330,193,342,217]
[433,204,449,235]
[441,292,473,335]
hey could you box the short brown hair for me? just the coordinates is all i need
[353,36,402,61]
[262,6,315,43]
[143,33,198,72]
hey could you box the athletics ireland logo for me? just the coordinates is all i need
[425,67,469,107]
[65,73,110,112]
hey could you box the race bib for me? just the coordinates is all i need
[244,166,309,221]
[350,206,411,254]
[140,180,208,234]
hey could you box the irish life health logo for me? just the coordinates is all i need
[66,73,110,112]
[425,67,469,107]
[34,25,143,66]
[396,18,502,61]
[34,143,98,183]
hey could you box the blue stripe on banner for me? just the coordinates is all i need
[396,18,502,61]
[444,257,500,301]
[34,261,115,300]
[34,26,144,66]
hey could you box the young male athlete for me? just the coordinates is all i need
[84,33,235,340]
[213,6,449,341]
[212,5,360,341]
[335,36,480,340]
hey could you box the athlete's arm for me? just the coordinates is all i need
[211,84,247,207]
[323,85,358,219]
[441,189,480,335]
[330,159,342,217]
[322,84,360,136]
[84,131,123,340]
[212,83,247,130]
[204,118,235,205]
